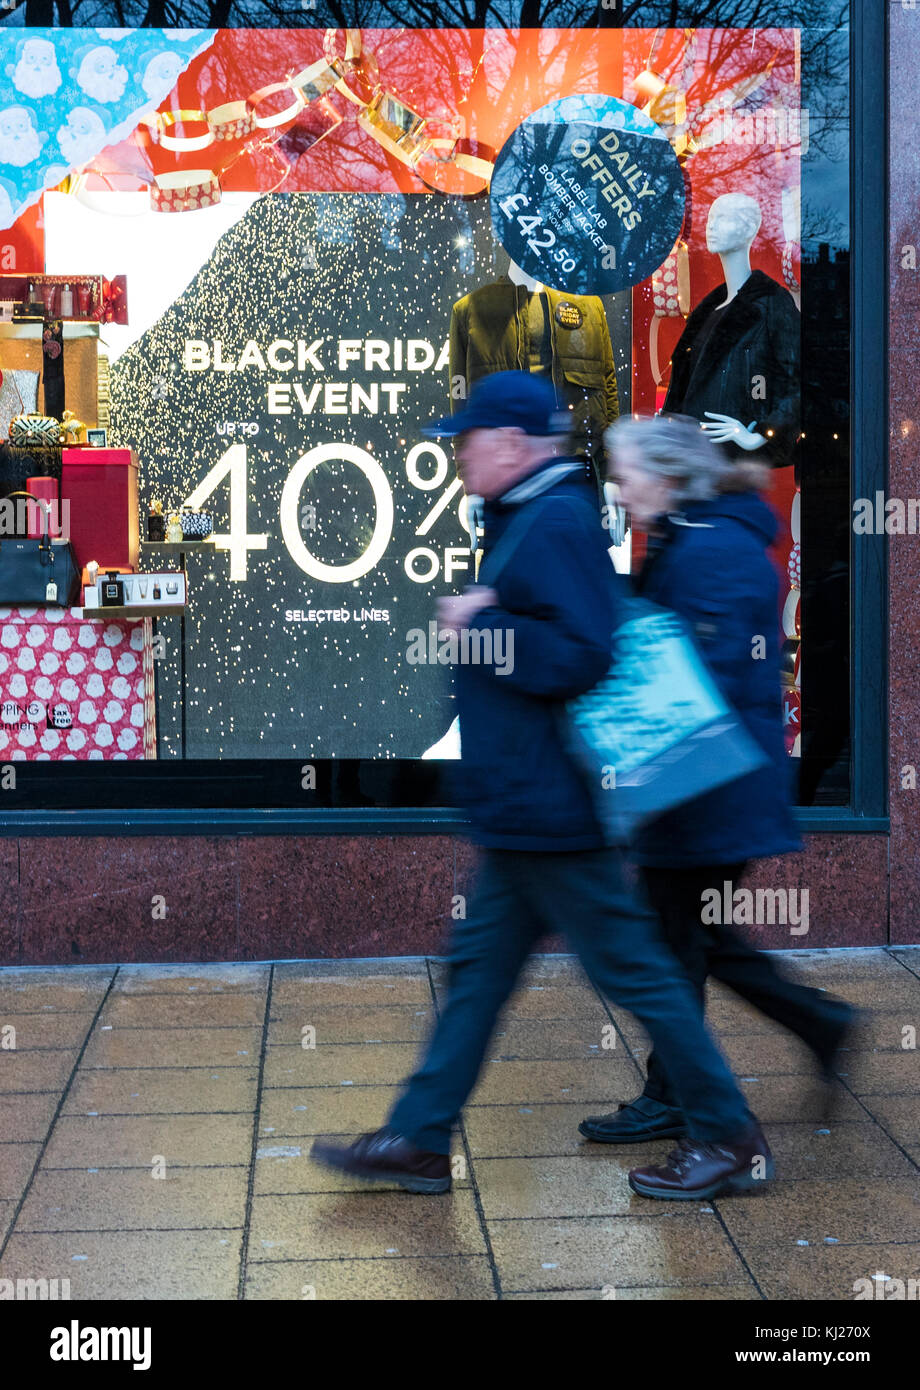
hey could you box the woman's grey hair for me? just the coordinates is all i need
[604,412,733,505]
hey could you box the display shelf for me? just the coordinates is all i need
[77,604,186,619]
[0,319,103,340]
[140,540,215,552]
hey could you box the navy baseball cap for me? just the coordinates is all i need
[423,371,570,438]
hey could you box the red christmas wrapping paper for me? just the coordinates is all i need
[0,608,155,760]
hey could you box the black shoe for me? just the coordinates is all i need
[811,1001,858,1082]
[579,1095,688,1144]
[628,1121,774,1201]
[310,1129,452,1194]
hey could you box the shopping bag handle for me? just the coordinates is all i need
[3,490,52,544]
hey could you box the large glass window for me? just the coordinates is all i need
[0,3,854,816]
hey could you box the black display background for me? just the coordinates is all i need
[108,192,631,762]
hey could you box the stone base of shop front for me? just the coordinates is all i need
[0,832,898,966]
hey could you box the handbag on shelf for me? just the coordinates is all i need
[0,366,39,441]
[0,490,80,607]
[8,412,61,447]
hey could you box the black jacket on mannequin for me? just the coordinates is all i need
[663,269,801,467]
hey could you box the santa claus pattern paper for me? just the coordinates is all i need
[0,28,214,230]
[0,608,155,760]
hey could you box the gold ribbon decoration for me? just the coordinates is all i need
[142,108,215,154]
[633,27,780,164]
[652,238,691,318]
[323,27,382,109]
[207,100,255,142]
[150,169,222,213]
[648,238,690,391]
[249,80,306,131]
[357,91,428,166]
[632,70,696,159]
[634,30,785,392]
[416,136,495,197]
[289,58,340,106]
[132,29,495,211]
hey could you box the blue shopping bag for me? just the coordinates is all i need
[561,596,769,844]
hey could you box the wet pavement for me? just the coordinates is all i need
[0,947,918,1300]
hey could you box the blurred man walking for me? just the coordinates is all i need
[312,373,768,1201]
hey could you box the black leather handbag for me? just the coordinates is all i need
[0,491,80,607]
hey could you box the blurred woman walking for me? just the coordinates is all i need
[582,415,854,1170]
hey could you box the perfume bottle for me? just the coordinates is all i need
[153,581,162,601]
[147,499,166,542]
[59,283,73,317]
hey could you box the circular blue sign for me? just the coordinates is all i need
[490,94,686,296]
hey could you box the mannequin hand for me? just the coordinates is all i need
[701,412,767,451]
[465,494,485,543]
[437,587,499,634]
[602,481,629,547]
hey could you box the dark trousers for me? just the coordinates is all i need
[388,847,751,1154]
[640,862,843,1108]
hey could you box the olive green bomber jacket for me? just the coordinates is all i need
[448,277,619,468]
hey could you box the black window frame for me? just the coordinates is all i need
[0,1,887,837]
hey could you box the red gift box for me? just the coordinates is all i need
[25,477,64,540]
[61,447,139,573]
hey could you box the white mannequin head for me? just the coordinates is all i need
[706,193,762,255]
[507,258,543,292]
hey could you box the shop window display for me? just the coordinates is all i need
[0,4,851,813]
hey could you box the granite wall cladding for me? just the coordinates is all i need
[888,0,920,944]
[0,833,889,965]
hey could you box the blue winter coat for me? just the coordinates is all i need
[450,460,622,851]
[631,490,801,867]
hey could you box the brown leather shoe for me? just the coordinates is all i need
[627,1123,774,1201]
[311,1129,452,1194]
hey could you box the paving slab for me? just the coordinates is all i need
[0,948,916,1301]
[0,1229,243,1299]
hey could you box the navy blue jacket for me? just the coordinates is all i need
[632,491,801,867]
[450,460,621,851]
